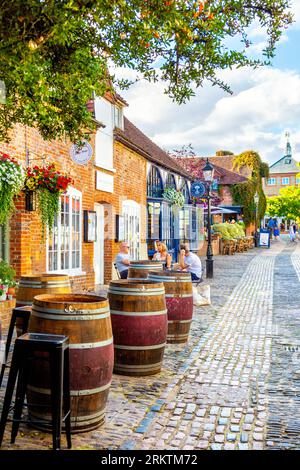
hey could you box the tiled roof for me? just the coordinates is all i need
[269,156,299,174]
[207,155,252,178]
[174,157,248,185]
[114,118,192,179]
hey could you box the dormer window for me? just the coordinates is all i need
[285,158,291,164]
[114,105,124,130]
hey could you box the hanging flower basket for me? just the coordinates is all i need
[0,152,25,224]
[24,164,72,233]
[163,187,185,208]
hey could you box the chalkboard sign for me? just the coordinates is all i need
[259,229,270,248]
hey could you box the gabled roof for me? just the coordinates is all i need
[269,156,299,174]
[174,157,247,185]
[208,155,252,178]
[114,118,192,179]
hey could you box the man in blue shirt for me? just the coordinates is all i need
[115,242,131,279]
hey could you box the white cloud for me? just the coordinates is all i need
[111,2,300,167]
[116,65,300,165]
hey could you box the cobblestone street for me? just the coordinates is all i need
[1,240,300,450]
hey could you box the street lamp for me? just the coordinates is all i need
[254,191,259,246]
[203,158,215,278]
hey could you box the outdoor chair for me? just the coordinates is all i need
[113,262,121,279]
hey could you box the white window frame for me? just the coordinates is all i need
[46,187,84,276]
[267,178,276,186]
[114,105,124,130]
[122,200,141,260]
[282,177,290,185]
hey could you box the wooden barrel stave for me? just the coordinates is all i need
[128,260,163,280]
[148,271,193,344]
[15,274,71,336]
[27,294,113,433]
[108,280,167,376]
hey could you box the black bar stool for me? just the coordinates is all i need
[0,333,71,451]
[0,306,31,388]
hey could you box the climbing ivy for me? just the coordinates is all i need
[231,151,268,227]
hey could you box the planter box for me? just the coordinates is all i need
[0,299,16,334]
[198,235,221,257]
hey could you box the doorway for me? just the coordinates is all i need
[94,204,104,285]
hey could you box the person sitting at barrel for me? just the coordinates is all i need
[115,242,131,279]
[178,243,202,281]
[153,241,172,270]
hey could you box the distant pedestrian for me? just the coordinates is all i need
[274,227,280,241]
[267,218,275,239]
[289,224,296,242]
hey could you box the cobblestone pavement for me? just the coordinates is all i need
[1,240,300,450]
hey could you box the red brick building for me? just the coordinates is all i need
[0,123,96,291]
[0,93,200,290]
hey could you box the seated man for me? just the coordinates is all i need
[178,243,202,281]
[115,242,131,279]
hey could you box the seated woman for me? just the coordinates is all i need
[153,241,172,270]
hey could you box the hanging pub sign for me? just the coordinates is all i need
[191,181,206,198]
[211,179,219,191]
[70,141,93,165]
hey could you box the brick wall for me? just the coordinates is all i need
[219,185,234,206]
[0,124,95,291]
[95,141,147,283]
[263,173,298,197]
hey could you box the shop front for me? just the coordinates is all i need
[147,165,203,260]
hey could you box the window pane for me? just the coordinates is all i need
[48,192,81,272]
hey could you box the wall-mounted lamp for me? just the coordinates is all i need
[25,191,36,212]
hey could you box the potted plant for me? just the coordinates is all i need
[0,152,25,224]
[24,164,72,233]
[0,287,6,301]
[0,260,16,300]
[163,187,185,208]
[7,280,18,299]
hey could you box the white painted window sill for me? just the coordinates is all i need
[94,165,116,174]
[47,270,86,277]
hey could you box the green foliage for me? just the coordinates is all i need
[0,0,293,142]
[267,186,300,221]
[0,259,16,284]
[37,188,60,235]
[163,187,185,207]
[0,152,25,224]
[231,151,268,227]
[212,222,245,240]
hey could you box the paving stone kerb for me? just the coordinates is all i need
[1,240,299,450]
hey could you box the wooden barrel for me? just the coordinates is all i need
[16,274,71,307]
[15,274,71,336]
[108,280,167,376]
[128,260,163,281]
[27,294,114,433]
[148,271,193,344]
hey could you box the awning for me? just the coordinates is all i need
[204,206,238,215]
[219,205,243,214]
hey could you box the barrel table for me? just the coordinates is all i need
[127,260,163,281]
[148,271,193,343]
[108,280,167,376]
[15,274,71,336]
[27,294,114,433]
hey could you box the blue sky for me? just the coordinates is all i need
[116,1,300,166]
[273,29,300,71]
